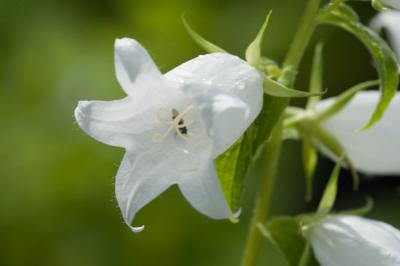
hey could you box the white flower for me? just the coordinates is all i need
[370,10,400,62]
[316,91,400,175]
[381,0,400,10]
[74,38,263,232]
[309,215,400,266]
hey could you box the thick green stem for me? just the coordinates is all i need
[284,0,321,70]
[240,0,321,265]
[240,120,283,266]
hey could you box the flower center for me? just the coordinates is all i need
[153,105,195,142]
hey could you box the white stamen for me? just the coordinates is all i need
[153,105,195,142]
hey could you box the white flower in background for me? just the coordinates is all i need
[74,38,263,232]
[370,10,400,62]
[309,215,400,266]
[316,91,400,175]
[380,0,400,10]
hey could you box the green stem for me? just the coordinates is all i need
[240,0,321,265]
[298,243,311,266]
[284,0,321,70]
[240,119,283,266]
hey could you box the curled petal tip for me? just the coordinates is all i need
[229,209,242,223]
[233,208,242,219]
[130,225,145,233]
[76,100,90,109]
[115,37,137,47]
[74,101,90,122]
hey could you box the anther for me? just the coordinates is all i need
[153,105,195,142]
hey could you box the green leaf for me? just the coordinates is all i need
[263,76,326,98]
[316,155,344,217]
[306,43,324,109]
[309,124,359,190]
[215,135,252,212]
[245,10,272,67]
[258,217,319,266]
[318,4,399,129]
[329,3,360,22]
[182,14,226,53]
[314,80,380,122]
[302,136,318,202]
[215,95,288,211]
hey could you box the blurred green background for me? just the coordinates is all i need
[0,0,399,265]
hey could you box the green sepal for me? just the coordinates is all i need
[308,124,359,190]
[318,4,399,130]
[263,76,327,98]
[338,197,374,216]
[316,155,344,217]
[282,126,301,141]
[314,80,380,122]
[182,14,226,53]
[258,217,319,266]
[302,136,318,202]
[371,0,386,11]
[259,57,284,80]
[245,10,272,67]
[306,43,324,109]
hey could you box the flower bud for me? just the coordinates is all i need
[309,215,400,266]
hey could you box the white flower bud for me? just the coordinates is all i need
[310,215,400,266]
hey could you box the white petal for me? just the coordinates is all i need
[370,11,400,61]
[165,53,263,157]
[74,75,200,151]
[74,97,167,150]
[115,38,166,95]
[74,98,142,148]
[382,0,400,10]
[316,91,400,175]
[115,117,218,232]
[310,215,400,266]
[115,151,176,233]
[178,159,234,219]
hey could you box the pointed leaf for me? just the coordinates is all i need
[302,136,318,202]
[318,4,399,129]
[245,11,272,66]
[182,15,226,53]
[310,124,359,189]
[339,197,374,216]
[316,155,344,217]
[264,76,326,98]
[315,80,380,122]
[306,43,324,109]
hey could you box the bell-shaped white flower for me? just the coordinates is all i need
[309,215,400,266]
[74,38,263,232]
[370,10,400,61]
[380,0,400,10]
[316,91,400,175]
